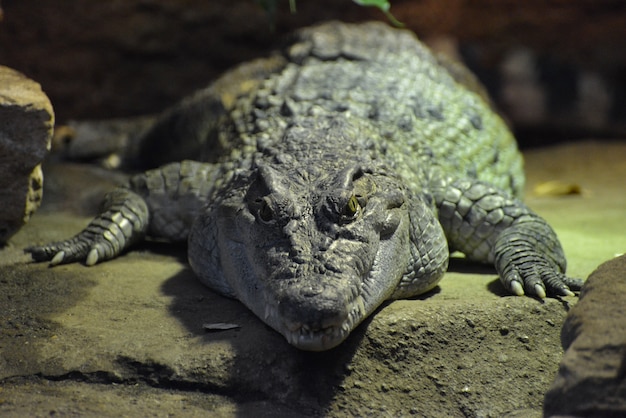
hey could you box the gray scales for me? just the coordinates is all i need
[26,22,582,351]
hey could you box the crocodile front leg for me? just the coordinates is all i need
[25,188,149,266]
[391,194,449,299]
[433,179,583,298]
[26,161,219,266]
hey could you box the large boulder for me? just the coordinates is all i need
[544,254,626,417]
[0,65,54,244]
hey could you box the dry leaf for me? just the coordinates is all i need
[203,323,241,331]
[534,180,582,197]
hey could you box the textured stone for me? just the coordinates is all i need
[0,66,54,244]
[1,140,624,416]
[544,254,626,417]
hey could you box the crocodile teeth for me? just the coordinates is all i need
[277,294,366,351]
[357,295,366,317]
[264,303,274,321]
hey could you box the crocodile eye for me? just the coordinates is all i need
[342,195,360,218]
[258,199,274,222]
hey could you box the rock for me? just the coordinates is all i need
[1,141,625,416]
[544,254,626,417]
[0,66,54,244]
[0,226,571,417]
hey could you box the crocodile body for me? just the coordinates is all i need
[27,22,581,351]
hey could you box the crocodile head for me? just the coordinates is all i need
[190,162,412,351]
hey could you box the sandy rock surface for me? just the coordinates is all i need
[0,141,624,417]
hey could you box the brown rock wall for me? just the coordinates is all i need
[2,0,626,128]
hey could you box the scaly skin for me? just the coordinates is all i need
[26,22,582,351]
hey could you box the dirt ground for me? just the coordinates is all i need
[0,140,625,417]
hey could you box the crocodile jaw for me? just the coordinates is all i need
[264,294,367,351]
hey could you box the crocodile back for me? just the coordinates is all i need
[220,21,524,198]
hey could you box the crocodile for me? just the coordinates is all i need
[26,21,582,351]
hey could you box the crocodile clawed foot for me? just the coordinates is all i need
[25,188,150,267]
[25,236,96,266]
[500,257,582,299]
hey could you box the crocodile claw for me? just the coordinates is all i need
[50,250,66,266]
[86,248,100,266]
[509,280,525,296]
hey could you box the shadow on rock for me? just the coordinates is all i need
[160,268,368,415]
[448,256,511,297]
[0,262,97,378]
